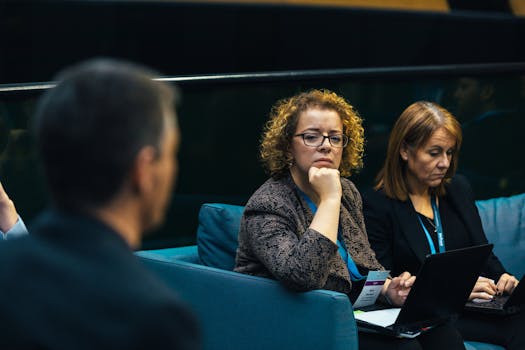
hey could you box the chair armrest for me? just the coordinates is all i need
[136,245,200,263]
[137,248,358,350]
[464,341,505,350]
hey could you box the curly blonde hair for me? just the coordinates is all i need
[260,89,365,178]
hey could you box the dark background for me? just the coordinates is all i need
[1,1,525,83]
[1,1,524,248]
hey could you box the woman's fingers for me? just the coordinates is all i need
[472,276,497,295]
[496,274,519,295]
[469,291,494,301]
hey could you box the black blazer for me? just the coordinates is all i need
[362,175,506,280]
[0,210,199,350]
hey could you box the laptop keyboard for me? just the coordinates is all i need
[471,295,509,309]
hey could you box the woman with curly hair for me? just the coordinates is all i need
[234,90,465,350]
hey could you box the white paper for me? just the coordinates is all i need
[352,270,390,308]
[354,308,401,328]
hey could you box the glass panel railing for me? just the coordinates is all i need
[1,62,524,248]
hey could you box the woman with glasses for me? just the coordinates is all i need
[362,101,523,349]
[234,90,465,350]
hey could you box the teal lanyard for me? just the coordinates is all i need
[416,195,445,254]
[299,190,365,281]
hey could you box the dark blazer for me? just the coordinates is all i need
[0,210,199,350]
[235,174,383,295]
[362,175,506,280]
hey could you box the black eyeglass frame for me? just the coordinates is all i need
[294,133,349,148]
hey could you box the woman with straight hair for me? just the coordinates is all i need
[363,101,523,349]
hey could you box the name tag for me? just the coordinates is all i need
[353,270,390,308]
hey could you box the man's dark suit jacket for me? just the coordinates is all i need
[0,210,199,350]
[362,175,506,280]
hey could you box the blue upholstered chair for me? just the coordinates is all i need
[476,193,525,279]
[137,203,358,350]
[138,193,525,350]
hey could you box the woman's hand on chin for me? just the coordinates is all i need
[308,166,342,203]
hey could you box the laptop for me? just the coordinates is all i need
[465,274,525,315]
[354,244,493,338]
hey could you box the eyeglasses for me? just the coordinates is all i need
[294,133,349,148]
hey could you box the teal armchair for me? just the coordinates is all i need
[137,204,358,350]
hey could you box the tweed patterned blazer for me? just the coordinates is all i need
[234,174,384,295]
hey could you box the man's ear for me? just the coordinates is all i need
[131,146,157,195]
[480,84,495,101]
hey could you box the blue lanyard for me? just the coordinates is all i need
[336,239,366,281]
[416,195,445,254]
[299,190,365,281]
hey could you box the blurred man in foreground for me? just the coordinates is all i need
[0,59,199,349]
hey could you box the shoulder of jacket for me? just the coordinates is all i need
[246,177,297,211]
[446,174,470,194]
[252,177,294,196]
[341,177,359,196]
[361,186,389,202]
